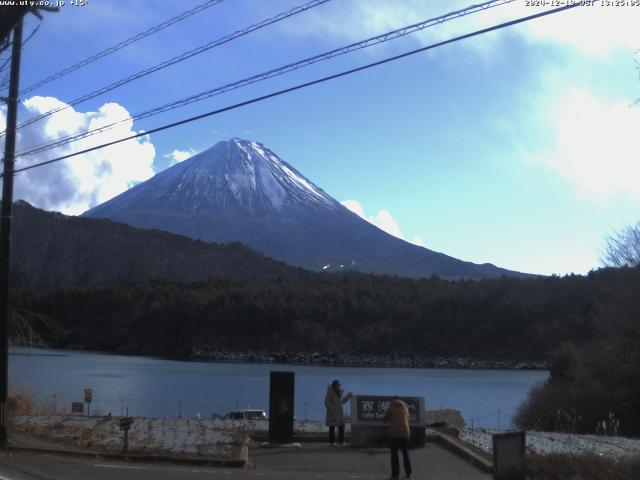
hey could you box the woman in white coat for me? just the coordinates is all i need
[324,379,352,445]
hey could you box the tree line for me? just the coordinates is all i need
[513,222,640,435]
[12,261,640,434]
[11,266,637,361]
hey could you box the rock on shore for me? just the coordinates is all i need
[189,348,546,370]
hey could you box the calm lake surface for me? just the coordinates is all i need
[10,347,547,428]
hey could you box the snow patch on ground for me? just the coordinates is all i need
[460,427,640,458]
[211,418,338,434]
[16,415,637,461]
[11,415,245,459]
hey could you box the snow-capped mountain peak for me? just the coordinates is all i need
[83,138,528,279]
[232,138,337,210]
[159,138,339,213]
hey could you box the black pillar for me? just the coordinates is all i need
[268,371,294,444]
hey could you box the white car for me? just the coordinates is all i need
[223,409,268,420]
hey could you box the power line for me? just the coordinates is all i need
[0,24,39,84]
[0,57,9,75]
[11,3,581,177]
[20,23,39,48]
[18,0,226,96]
[0,41,11,56]
[7,0,331,136]
[17,0,515,158]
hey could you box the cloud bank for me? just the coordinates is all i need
[342,199,425,247]
[164,148,197,165]
[1,96,156,215]
[536,89,640,202]
[280,1,639,59]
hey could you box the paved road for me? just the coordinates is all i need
[0,443,491,480]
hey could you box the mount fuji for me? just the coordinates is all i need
[83,138,527,279]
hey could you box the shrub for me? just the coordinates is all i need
[7,390,35,416]
[515,340,640,435]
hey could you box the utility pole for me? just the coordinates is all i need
[0,5,57,450]
[0,17,23,451]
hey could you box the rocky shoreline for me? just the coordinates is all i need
[189,348,547,370]
[9,343,547,370]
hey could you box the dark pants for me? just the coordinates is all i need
[390,437,411,479]
[329,424,344,444]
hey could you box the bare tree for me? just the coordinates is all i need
[602,221,640,268]
[10,308,64,348]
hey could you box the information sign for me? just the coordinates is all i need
[352,395,425,425]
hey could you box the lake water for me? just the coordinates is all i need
[10,347,547,428]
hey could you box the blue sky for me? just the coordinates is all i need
[1,0,639,275]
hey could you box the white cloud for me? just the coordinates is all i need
[456,1,640,58]
[410,235,425,247]
[342,200,403,237]
[341,199,425,246]
[279,1,639,59]
[535,89,640,202]
[370,209,404,239]
[279,1,504,56]
[164,148,197,165]
[518,4,639,58]
[3,96,156,215]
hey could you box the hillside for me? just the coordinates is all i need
[10,201,305,288]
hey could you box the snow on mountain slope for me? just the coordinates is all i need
[84,138,529,279]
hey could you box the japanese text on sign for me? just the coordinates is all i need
[355,395,421,423]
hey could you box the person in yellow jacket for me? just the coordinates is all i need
[383,396,412,479]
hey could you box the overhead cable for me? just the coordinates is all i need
[0,24,40,89]
[19,0,226,96]
[17,0,514,157]
[7,0,331,136]
[10,3,581,176]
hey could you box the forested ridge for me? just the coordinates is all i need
[11,265,639,362]
[513,265,640,435]
[10,201,306,288]
[12,263,640,434]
